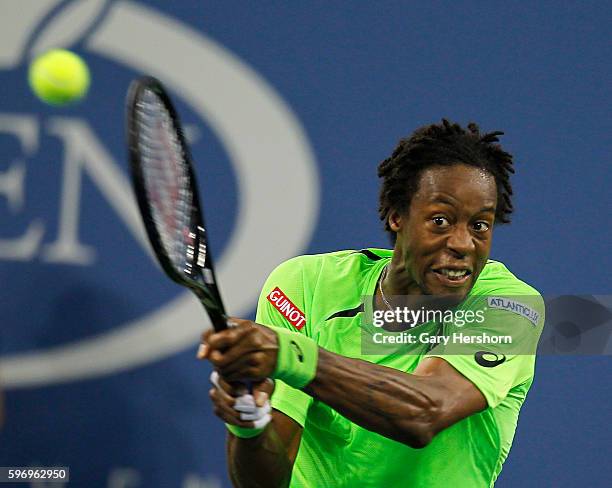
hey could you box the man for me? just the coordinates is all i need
[200,119,544,487]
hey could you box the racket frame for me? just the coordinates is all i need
[126,76,228,331]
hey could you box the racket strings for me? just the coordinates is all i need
[135,89,195,272]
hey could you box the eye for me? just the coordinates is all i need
[473,221,490,232]
[432,216,450,227]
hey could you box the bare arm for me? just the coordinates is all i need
[305,352,486,448]
[204,346,303,488]
[205,322,487,450]
[227,410,302,488]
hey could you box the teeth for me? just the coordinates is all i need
[440,269,468,278]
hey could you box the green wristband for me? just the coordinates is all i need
[272,327,319,389]
[225,424,266,439]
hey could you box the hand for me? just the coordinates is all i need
[198,318,279,382]
[208,371,275,428]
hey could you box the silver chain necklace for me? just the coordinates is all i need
[378,264,394,311]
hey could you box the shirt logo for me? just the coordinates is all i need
[474,351,507,368]
[290,340,304,362]
[487,297,540,326]
[267,287,307,330]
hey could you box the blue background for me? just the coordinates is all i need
[0,1,610,486]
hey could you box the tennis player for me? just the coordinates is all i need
[200,119,544,487]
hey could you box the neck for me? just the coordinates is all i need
[379,259,466,315]
[382,251,420,297]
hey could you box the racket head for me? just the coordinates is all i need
[126,76,227,329]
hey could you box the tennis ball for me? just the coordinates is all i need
[28,49,90,106]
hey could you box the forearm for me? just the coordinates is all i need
[205,321,472,452]
[227,424,295,488]
[304,349,450,447]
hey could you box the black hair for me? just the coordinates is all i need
[378,119,515,242]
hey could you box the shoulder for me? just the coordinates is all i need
[258,248,390,332]
[474,259,542,296]
[471,259,545,326]
[268,248,392,282]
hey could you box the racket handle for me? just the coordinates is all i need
[210,311,229,331]
[192,286,229,331]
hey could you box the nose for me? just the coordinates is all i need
[446,225,475,256]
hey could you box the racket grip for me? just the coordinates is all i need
[206,306,229,332]
[192,286,228,332]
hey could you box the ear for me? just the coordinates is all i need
[388,210,402,232]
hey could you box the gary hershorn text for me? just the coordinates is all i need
[371,331,513,346]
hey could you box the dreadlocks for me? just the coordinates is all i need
[378,119,515,242]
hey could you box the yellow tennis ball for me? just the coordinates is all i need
[28,49,90,106]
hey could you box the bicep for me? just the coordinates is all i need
[413,357,487,433]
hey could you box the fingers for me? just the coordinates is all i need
[198,321,253,365]
[198,320,278,380]
[252,378,275,407]
[208,372,274,430]
[239,402,271,422]
[208,371,253,428]
[209,370,222,392]
[208,326,250,351]
[209,386,253,427]
[199,318,246,343]
[201,318,276,431]
[210,371,248,398]
[197,329,214,359]
[196,343,208,359]
[212,352,269,382]
[231,378,274,412]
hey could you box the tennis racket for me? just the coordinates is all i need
[126,75,228,332]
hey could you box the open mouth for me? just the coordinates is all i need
[432,268,472,286]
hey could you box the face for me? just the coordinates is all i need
[389,164,497,300]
